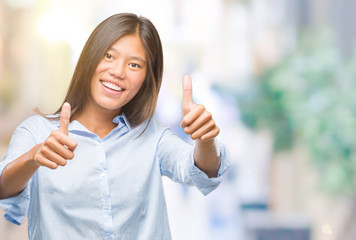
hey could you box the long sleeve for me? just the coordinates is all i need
[157,129,229,195]
[0,117,38,225]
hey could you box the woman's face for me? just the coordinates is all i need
[89,34,147,115]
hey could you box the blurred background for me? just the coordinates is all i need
[1,0,356,239]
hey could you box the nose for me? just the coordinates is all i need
[108,60,126,79]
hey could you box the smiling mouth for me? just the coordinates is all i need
[100,80,124,92]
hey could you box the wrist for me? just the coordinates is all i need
[194,138,220,178]
[196,138,219,155]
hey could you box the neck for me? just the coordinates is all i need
[74,102,120,139]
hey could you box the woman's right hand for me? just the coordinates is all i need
[33,102,77,169]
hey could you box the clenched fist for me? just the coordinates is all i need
[180,75,220,142]
[34,102,77,169]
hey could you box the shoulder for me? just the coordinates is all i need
[146,117,170,134]
[17,114,59,132]
[148,117,167,130]
[132,117,169,138]
[7,114,59,152]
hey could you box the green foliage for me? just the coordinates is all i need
[238,30,356,195]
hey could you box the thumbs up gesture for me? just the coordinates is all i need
[180,75,220,142]
[33,102,77,169]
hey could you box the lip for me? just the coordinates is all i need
[100,80,125,95]
[101,79,124,89]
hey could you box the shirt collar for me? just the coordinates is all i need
[53,113,132,132]
[112,113,132,131]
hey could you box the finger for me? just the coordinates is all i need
[52,131,78,151]
[182,75,193,116]
[44,137,76,159]
[189,119,216,140]
[41,145,67,166]
[59,102,71,135]
[183,110,212,134]
[34,154,58,169]
[181,104,205,128]
[200,127,220,142]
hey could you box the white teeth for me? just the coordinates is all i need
[101,81,122,91]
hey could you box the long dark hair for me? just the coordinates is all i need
[51,13,163,127]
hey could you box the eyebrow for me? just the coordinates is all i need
[108,47,147,64]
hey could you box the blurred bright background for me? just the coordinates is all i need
[1,0,356,239]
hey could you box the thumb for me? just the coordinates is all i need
[182,75,193,116]
[59,102,71,135]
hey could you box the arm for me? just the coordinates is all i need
[0,145,41,199]
[180,75,221,178]
[0,103,77,200]
[158,128,229,195]
[194,139,220,178]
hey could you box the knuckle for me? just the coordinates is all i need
[46,137,55,147]
[72,141,78,149]
[41,145,49,154]
[191,134,198,140]
[204,115,212,123]
[181,116,188,123]
[44,138,51,146]
[68,151,75,159]
[51,130,59,137]
[184,128,190,134]
[34,155,43,165]
[209,119,216,127]
[49,163,58,170]
[206,125,214,132]
[198,104,205,111]
[215,127,220,135]
[181,120,188,129]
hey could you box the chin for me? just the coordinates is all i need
[95,101,122,112]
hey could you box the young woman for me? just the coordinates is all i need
[0,13,229,239]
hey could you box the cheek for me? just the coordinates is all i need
[95,60,108,72]
[90,77,97,93]
[132,73,146,91]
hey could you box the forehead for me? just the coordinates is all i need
[109,34,146,60]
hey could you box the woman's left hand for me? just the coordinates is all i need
[180,75,220,142]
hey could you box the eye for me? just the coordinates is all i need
[129,63,141,68]
[105,53,114,60]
